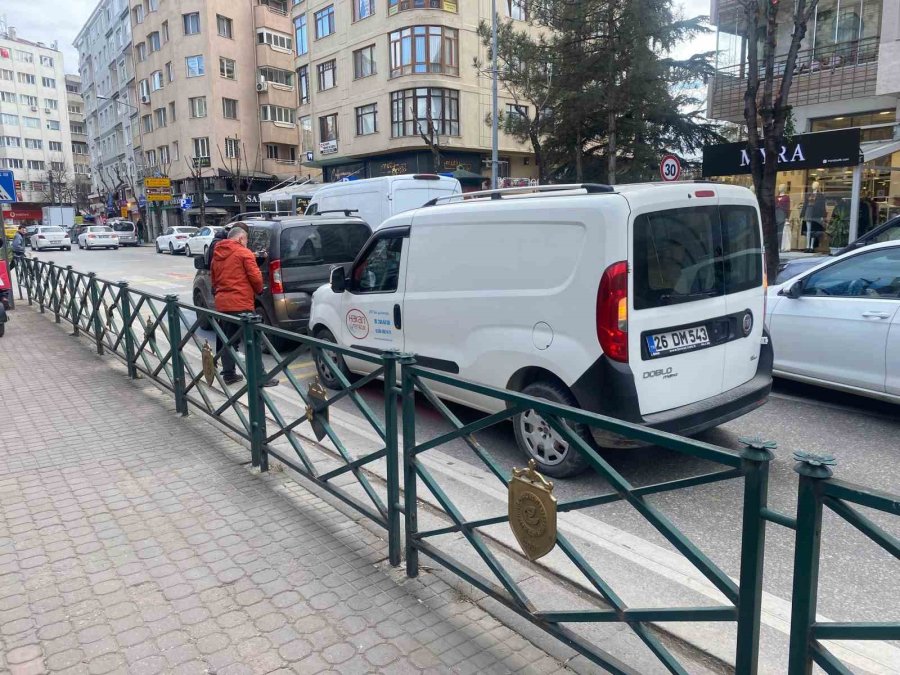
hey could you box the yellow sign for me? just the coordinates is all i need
[146,187,173,202]
[120,207,129,218]
[143,177,171,189]
[75,215,84,225]
[508,460,557,561]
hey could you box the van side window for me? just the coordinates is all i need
[352,236,403,293]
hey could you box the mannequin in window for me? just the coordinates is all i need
[775,183,790,250]
[802,181,826,251]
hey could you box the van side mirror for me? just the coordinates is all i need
[779,280,803,299]
[330,266,346,293]
[194,256,207,271]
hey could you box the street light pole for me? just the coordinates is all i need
[491,0,499,190]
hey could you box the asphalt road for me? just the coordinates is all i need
[27,244,900,668]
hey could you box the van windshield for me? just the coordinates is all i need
[280,223,371,267]
[633,205,762,309]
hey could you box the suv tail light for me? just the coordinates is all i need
[269,259,284,295]
[597,261,628,363]
[37,235,46,239]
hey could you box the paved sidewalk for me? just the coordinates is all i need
[0,308,570,674]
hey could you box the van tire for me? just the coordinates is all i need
[313,328,352,390]
[514,381,592,478]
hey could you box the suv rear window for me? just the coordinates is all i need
[279,223,371,267]
[633,205,762,309]
[112,222,134,231]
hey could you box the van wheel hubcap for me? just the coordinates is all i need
[316,348,339,386]
[520,409,568,466]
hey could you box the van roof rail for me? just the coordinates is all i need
[424,183,615,206]
[317,209,360,217]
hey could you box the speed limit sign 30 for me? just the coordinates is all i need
[660,155,681,182]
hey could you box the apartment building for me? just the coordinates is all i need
[65,74,92,210]
[706,0,900,243]
[0,26,76,219]
[292,0,538,184]
[74,0,141,213]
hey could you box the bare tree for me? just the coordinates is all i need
[217,138,259,214]
[738,0,818,280]
[414,97,443,171]
[183,156,208,227]
[43,164,73,205]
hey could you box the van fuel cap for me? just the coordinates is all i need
[532,322,553,350]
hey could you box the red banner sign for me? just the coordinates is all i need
[0,261,11,292]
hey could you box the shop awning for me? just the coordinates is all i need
[861,138,900,163]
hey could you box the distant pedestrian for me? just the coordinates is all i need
[11,225,27,267]
[136,220,144,246]
[210,227,277,387]
[206,225,229,268]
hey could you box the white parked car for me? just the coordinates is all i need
[30,226,71,251]
[310,183,773,477]
[767,240,900,404]
[156,226,199,254]
[78,226,119,250]
[185,226,224,257]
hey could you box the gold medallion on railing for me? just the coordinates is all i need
[144,316,155,342]
[509,460,557,561]
[201,340,216,386]
[306,378,329,441]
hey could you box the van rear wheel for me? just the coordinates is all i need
[514,381,591,478]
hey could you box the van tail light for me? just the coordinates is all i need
[762,256,768,321]
[597,261,629,363]
[269,259,284,295]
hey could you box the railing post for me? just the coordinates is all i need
[166,294,188,416]
[66,266,78,334]
[52,262,62,323]
[243,313,267,471]
[787,452,835,675]
[37,260,47,313]
[400,355,419,578]
[735,437,776,675]
[23,258,32,306]
[88,273,104,355]
[120,281,137,379]
[383,350,402,567]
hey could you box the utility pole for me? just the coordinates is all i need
[491,0,499,189]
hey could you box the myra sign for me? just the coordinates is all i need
[702,128,860,177]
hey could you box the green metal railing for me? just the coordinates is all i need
[14,257,898,674]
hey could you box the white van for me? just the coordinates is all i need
[305,174,461,228]
[309,183,773,477]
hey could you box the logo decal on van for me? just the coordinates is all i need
[346,309,369,339]
[643,367,678,380]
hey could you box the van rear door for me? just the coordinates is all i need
[628,200,732,416]
[390,178,460,216]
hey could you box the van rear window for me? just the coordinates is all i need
[633,205,762,309]
[280,223,370,267]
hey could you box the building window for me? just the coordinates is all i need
[172,141,179,161]
[24,138,43,150]
[319,113,338,142]
[28,160,46,170]
[317,60,336,91]
[67,104,81,114]
[189,96,207,118]
[168,101,177,122]
[166,62,174,82]
[260,105,296,123]
[0,136,21,147]
[508,0,527,20]
[217,15,233,38]
[0,92,15,103]
[133,5,144,23]
[315,6,335,39]
[355,103,377,135]
[148,31,161,52]
[139,79,150,99]
[389,26,458,78]
[159,145,170,165]
[135,43,147,62]
[49,141,63,152]
[193,137,210,159]
[0,113,19,126]
[353,45,376,79]
[294,15,308,55]
[154,107,167,127]
[41,77,56,88]
[505,103,527,122]
[259,67,294,87]
[15,50,34,63]
[266,144,279,159]
[18,73,36,85]
[390,87,459,137]
[222,98,238,119]
[46,120,60,131]
[20,94,38,107]
[146,150,157,167]
[1,69,13,81]
[354,0,374,21]
[186,55,205,78]
[257,30,293,51]
[300,116,313,153]
[224,138,240,158]
[297,66,310,104]
[162,20,169,42]
[220,57,236,79]
[142,114,153,133]
[150,70,164,91]
[388,0,457,15]
[183,12,201,35]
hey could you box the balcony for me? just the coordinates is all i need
[262,157,300,176]
[709,37,879,123]
[260,122,299,147]
[388,0,458,15]
[254,3,291,31]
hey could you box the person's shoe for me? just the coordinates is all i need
[222,372,244,385]
[262,379,279,388]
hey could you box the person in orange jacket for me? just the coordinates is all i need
[211,227,277,386]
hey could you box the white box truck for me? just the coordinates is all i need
[42,206,76,229]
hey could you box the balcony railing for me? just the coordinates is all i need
[388,0,458,16]
[709,36,880,122]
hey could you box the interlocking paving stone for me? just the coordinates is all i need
[0,308,571,673]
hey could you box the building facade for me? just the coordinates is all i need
[65,74,92,212]
[707,0,900,246]
[292,0,537,184]
[74,0,142,218]
[0,26,76,219]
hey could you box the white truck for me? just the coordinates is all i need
[42,206,76,229]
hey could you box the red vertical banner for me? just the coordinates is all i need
[0,261,10,291]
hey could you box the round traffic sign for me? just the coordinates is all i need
[660,155,681,182]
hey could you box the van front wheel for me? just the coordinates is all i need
[514,381,592,478]
[313,328,352,390]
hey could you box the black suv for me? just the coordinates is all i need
[193,215,371,334]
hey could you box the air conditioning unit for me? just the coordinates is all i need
[44,108,51,114]
[256,82,268,92]
[30,106,38,112]
[140,95,150,104]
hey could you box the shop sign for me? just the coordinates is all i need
[441,158,473,172]
[143,177,171,189]
[380,161,408,176]
[319,140,338,155]
[192,157,211,169]
[500,178,538,188]
[702,128,861,177]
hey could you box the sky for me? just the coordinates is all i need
[2,0,718,75]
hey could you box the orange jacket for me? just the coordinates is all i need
[211,238,263,313]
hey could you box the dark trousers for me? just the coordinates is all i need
[217,312,245,375]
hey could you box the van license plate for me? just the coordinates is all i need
[646,326,710,358]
